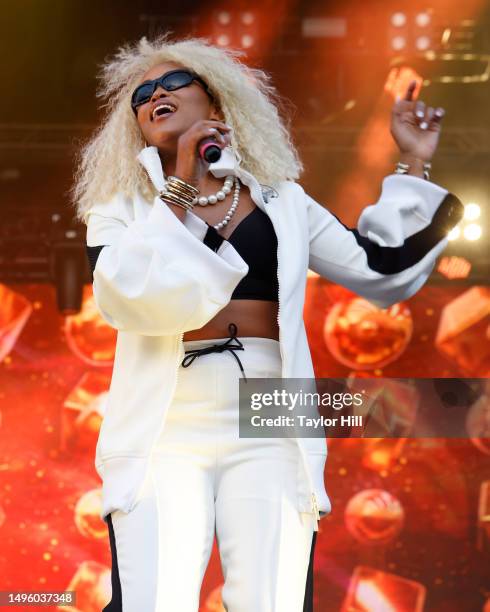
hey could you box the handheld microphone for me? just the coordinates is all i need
[198,136,222,163]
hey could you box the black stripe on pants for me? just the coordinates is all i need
[102,514,122,611]
[303,530,317,612]
[102,513,317,611]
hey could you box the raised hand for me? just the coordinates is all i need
[390,80,445,162]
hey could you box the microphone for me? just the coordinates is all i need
[198,136,222,163]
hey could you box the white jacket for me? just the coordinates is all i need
[85,145,463,531]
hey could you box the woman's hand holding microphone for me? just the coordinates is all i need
[161,120,232,221]
[175,120,233,187]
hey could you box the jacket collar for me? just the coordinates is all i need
[136,144,269,213]
[136,145,240,193]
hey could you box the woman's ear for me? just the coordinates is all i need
[210,101,225,122]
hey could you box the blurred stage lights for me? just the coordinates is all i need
[389,10,433,54]
[217,11,231,26]
[213,10,258,51]
[415,35,431,51]
[241,34,255,48]
[391,36,407,51]
[447,203,483,242]
[241,12,255,26]
[216,34,231,47]
[391,12,407,28]
[415,12,431,28]
[464,202,481,221]
[391,11,431,28]
[447,226,460,241]
[217,10,256,26]
[463,223,482,241]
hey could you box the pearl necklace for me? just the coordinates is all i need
[192,175,234,206]
[213,177,240,230]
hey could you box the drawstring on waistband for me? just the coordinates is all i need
[181,323,248,383]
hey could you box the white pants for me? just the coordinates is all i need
[103,336,317,612]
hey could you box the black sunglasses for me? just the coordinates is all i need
[131,69,213,114]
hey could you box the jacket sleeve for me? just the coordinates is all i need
[85,194,248,336]
[304,173,464,308]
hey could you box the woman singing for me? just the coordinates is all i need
[73,33,463,612]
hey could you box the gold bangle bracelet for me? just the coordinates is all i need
[160,190,193,205]
[167,176,200,195]
[162,191,195,208]
[168,175,199,193]
[164,184,195,201]
[160,192,194,210]
[160,184,195,201]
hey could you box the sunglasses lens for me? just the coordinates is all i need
[132,71,205,111]
[162,71,194,90]
[133,83,154,107]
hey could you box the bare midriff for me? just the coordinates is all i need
[183,299,279,341]
[172,178,279,342]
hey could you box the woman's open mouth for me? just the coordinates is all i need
[151,103,177,122]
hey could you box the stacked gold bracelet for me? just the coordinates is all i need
[159,176,200,211]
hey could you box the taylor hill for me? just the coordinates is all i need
[340,415,363,427]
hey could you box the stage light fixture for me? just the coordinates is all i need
[217,11,232,25]
[391,12,407,27]
[241,12,255,25]
[447,226,461,241]
[241,35,254,48]
[416,36,431,51]
[212,9,258,53]
[391,36,407,51]
[388,9,434,54]
[415,12,431,27]
[216,34,231,46]
[464,203,481,221]
[463,224,482,241]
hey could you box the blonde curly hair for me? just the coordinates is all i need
[70,32,303,224]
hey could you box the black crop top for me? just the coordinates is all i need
[85,206,279,303]
[205,206,279,301]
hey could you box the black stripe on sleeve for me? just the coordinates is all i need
[86,245,108,279]
[330,192,464,275]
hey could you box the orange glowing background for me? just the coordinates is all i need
[0,0,489,610]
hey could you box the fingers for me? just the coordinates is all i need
[404,80,417,101]
[208,124,233,147]
[413,101,445,129]
[432,106,445,124]
[420,105,432,130]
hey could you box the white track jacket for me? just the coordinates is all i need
[85,145,463,531]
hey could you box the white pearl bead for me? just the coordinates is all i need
[208,195,218,204]
[225,215,231,220]
[222,186,231,195]
[198,196,208,206]
[216,191,226,200]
